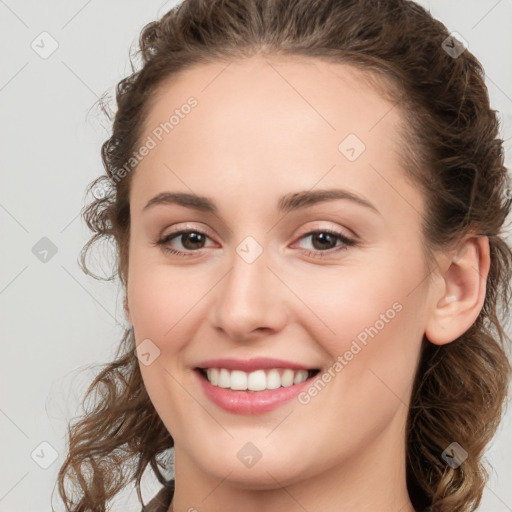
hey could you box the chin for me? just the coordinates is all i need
[212,465,302,490]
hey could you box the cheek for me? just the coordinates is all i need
[299,252,425,354]
[128,276,169,334]
[127,245,200,331]
[127,259,203,436]
[298,254,428,423]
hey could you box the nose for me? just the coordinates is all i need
[208,245,289,342]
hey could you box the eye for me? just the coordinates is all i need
[152,227,357,258]
[153,228,214,257]
[294,229,356,258]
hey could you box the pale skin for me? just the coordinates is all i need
[124,56,490,512]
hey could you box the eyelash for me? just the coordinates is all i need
[153,227,357,259]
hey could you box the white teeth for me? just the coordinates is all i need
[266,369,281,389]
[203,368,310,391]
[293,370,308,384]
[218,368,230,388]
[206,368,218,386]
[230,370,247,390]
[281,368,295,387]
[247,369,266,391]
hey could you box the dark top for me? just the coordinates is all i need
[141,480,430,511]
[141,481,174,512]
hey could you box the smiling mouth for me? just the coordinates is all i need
[195,367,321,392]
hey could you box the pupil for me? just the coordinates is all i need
[313,232,334,250]
[184,232,204,249]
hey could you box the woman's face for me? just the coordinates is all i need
[126,56,435,489]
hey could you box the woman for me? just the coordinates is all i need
[57,0,512,511]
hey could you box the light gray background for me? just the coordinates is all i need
[1,1,511,510]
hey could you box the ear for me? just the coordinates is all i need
[425,235,490,346]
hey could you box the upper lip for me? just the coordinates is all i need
[195,357,317,372]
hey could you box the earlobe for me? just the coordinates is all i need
[425,236,490,346]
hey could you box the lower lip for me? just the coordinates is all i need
[195,369,315,415]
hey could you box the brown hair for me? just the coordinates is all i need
[56,1,512,510]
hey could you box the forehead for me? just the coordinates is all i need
[131,56,421,223]
[141,55,401,147]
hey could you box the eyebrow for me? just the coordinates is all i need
[142,189,380,215]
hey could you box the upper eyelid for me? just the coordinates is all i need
[163,220,354,237]
[294,223,355,240]
[162,222,212,235]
